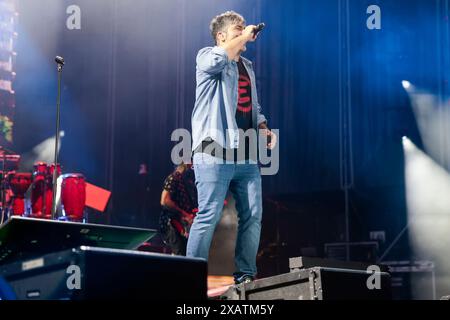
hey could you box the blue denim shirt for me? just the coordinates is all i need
[191,46,267,151]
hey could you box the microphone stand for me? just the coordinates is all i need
[51,57,64,220]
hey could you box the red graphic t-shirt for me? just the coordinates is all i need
[236,59,252,131]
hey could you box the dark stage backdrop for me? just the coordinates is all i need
[10,0,450,272]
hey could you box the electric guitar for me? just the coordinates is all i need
[160,206,197,239]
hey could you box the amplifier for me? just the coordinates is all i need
[219,266,391,300]
[381,260,436,300]
[1,246,207,300]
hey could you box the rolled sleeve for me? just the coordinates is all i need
[196,46,229,74]
[256,103,268,126]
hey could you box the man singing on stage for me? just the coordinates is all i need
[187,11,276,284]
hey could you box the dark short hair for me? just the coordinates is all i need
[210,11,245,45]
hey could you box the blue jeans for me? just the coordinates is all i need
[187,153,262,281]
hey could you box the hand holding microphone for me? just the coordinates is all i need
[253,23,265,35]
[243,23,265,42]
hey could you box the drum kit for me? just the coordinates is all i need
[0,147,86,225]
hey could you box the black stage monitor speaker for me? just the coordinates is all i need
[1,246,207,300]
[0,216,156,264]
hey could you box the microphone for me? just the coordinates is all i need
[55,56,65,65]
[253,23,265,35]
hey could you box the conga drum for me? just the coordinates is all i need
[30,162,52,218]
[8,172,32,216]
[33,162,48,176]
[48,163,62,177]
[61,173,86,222]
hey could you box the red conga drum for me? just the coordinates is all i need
[8,172,32,216]
[61,173,86,222]
[30,162,52,219]
[48,163,62,177]
[33,162,48,176]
